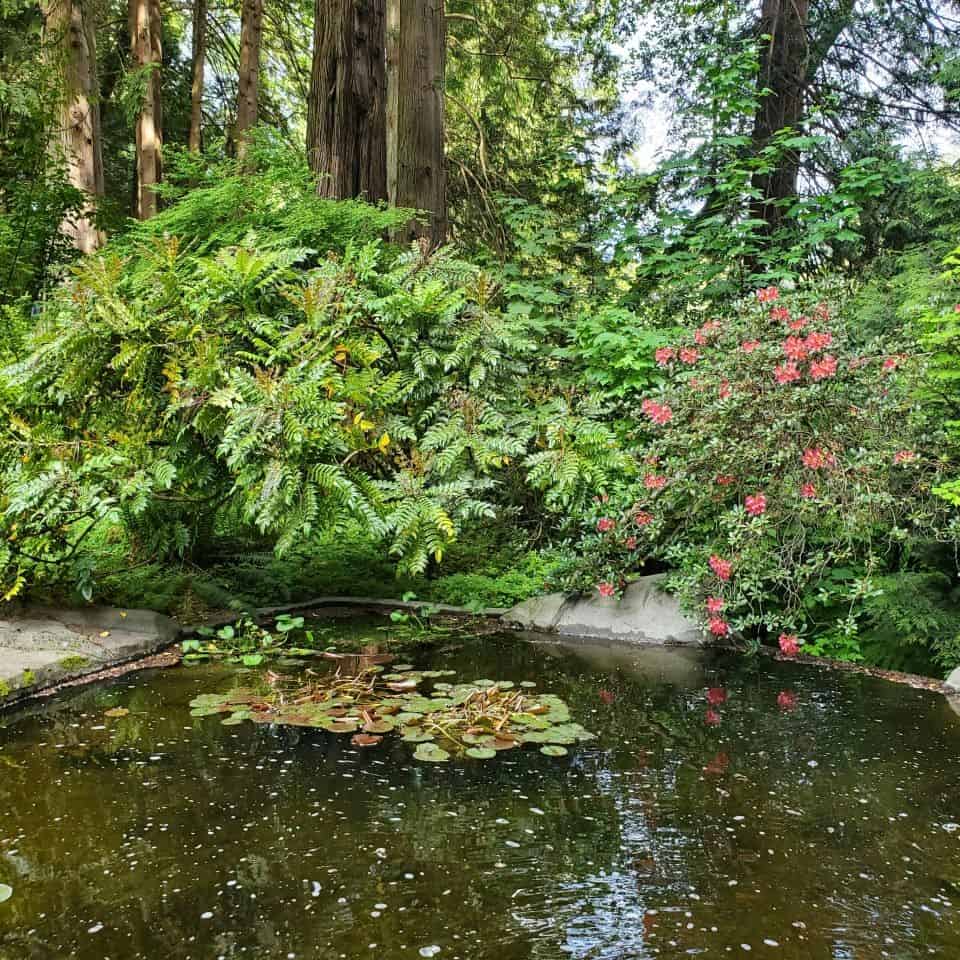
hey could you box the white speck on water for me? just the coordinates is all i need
[762,939,780,947]
[530,807,545,816]
[87,924,103,934]
[200,912,213,920]
[943,823,959,833]
[419,947,441,958]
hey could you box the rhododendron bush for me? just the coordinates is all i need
[570,285,957,649]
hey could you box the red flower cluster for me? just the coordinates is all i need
[774,362,801,384]
[704,708,721,726]
[635,511,654,525]
[644,474,667,491]
[805,331,832,352]
[706,596,725,614]
[655,347,676,367]
[778,633,800,656]
[641,398,673,425]
[770,306,790,322]
[801,447,834,469]
[741,339,761,353]
[709,554,732,581]
[757,286,779,303]
[706,687,727,705]
[745,492,767,516]
[597,582,615,598]
[809,355,838,380]
[893,450,917,464]
[719,379,732,400]
[783,336,808,361]
[715,474,736,486]
[708,618,730,637]
[597,517,616,533]
[679,347,700,364]
[695,320,722,345]
[624,536,638,550]
[800,482,817,499]
[777,690,797,711]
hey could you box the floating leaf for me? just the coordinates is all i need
[104,707,129,719]
[466,747,497,760]
[540,745,568,757]
[241,654,264,667]
[401,727,434,742]
[0,884,11,903]
[413,743,450,763]
[363,718,396,734]
[351,733,383,748]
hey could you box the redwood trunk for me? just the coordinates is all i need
[307,0,387,201]
[129,0,162,219]
[43,0,104,252]
[750,0,809,233]
[236,0,264,165]
[188,0,207,152]
[386,0,446,246]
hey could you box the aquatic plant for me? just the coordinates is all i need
[188,662,595,762]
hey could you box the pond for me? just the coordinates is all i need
[1,629,960,959]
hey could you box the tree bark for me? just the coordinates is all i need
[307,0,387,201]
[385,0,446,246]
[749,0,810,233]
[43,0,105,252]
[236,0,264,166]
[129,0,162,219]
[188,0,207,152]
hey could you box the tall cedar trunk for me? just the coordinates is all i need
[43,0,105,252]
[188,0,207,152]
[307,0,387,201]
[385,0,446,247]
[129,0,162,219]
[236,0,264,165]
[749,0,809,233]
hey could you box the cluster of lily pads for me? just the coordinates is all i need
[188,663,595,763]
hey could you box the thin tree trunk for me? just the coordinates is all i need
[188,0,207,152]
[749,0,809,233]
[385,0,446,246]
[307,0,387,201]
[236,0,264,166]
[129,0,162,219]
[43,0,105,252]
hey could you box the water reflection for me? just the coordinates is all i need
[0,635,959,959]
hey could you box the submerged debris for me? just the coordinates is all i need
[188,663,595,762]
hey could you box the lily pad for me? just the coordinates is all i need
[465,747,497,760]
[401,728,434,743]
[363,718,396,734]
[413,743,450,763]
[104,707,129,719]
[0,884,11,903]
[540,745,568,757]
[351,733,383,748]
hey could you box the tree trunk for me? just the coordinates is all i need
[129,0,162,219]
[43,0,105,252]
[236,0,264,166]
[385,0,446,246]
[307,0,387,201]
[749,0,809,233]
[188,0,207,152]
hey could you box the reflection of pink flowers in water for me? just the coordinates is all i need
[778,633,800,656]
[706,687,727,706]
[777,690,798,711]
[704,751,730,776]
[598,582,615,598]
[599,689,616,705]
[705,708,722,726]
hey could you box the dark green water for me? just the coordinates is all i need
[2,632,960,959]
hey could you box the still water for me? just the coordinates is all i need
[1,631,960,959]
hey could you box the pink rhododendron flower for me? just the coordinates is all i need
[770,306,790,322]
[756,286,779,303]
[804,331,832,352]
[704,751,730,775]
[741,339,761,353]
[704,708,722,726]
[719,379,732,400]
[893,450,917,464]
[778,633,800,656]
[800,482,817,499]
[655,347,676,367]
[597,582,615,598]
[789,316,811,331]
[641,399,673,425]
[706,596,725,615]
[802,447,831,469]
[777,690,797,711]
[644,474,667,491]
[599,689,616,704]
[706,687,727,705]
[882,357,899,372]
[774,362,802,384]
[635,511,654,525]
[809,355,838,380]
[694,320,722,345]
[708,618,730,637]
[782,336,809,361]
[597,517,616,533]
[709,554,733,581]
[745,492,767,516]
[679,347,700,364]
[624,536,638,550]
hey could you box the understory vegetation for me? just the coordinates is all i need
[4,0,960,677]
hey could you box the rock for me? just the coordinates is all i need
[0,605,178,706]
[504,575,703,645]
[946,667,960,692]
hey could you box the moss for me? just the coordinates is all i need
[0,680,10,699]
[58,655,91,671]
[20,670,36,688]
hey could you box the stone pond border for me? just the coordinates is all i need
[2,576,960,714]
